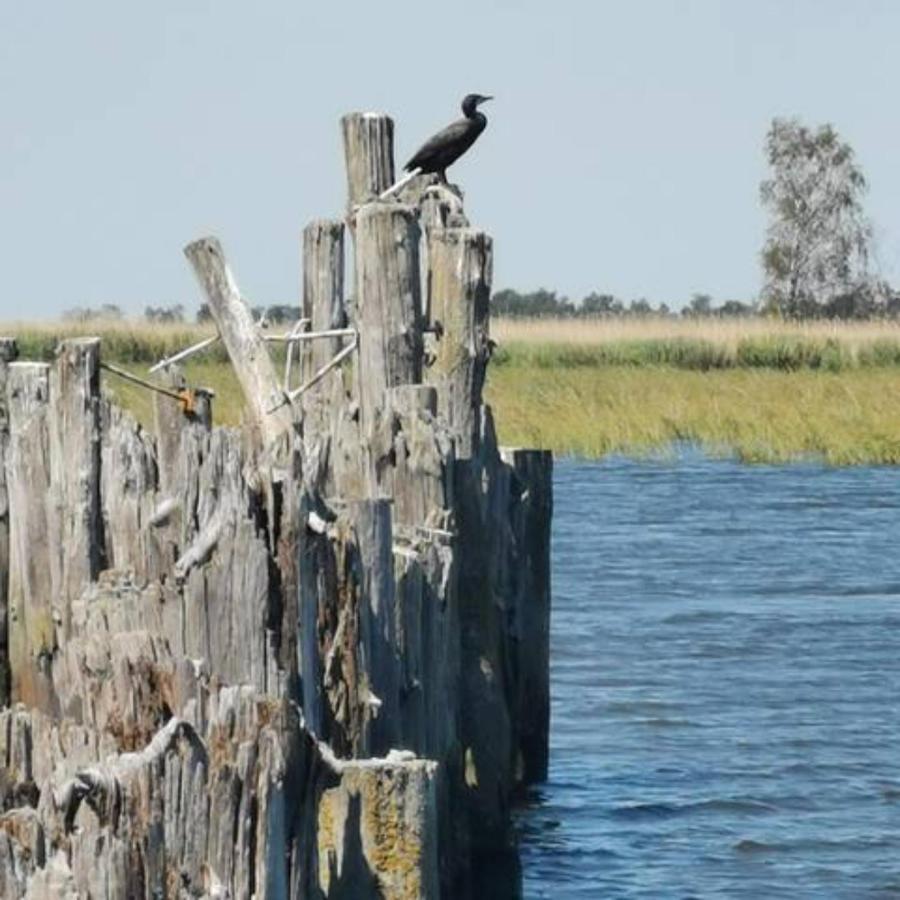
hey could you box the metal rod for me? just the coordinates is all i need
[149,334,220,374]
[100,362,185,402]
[379,167,421,200]
[264,327,354,343]
[267,334,358,414]
[283,318,308,390]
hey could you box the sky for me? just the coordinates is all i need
[2,1,899,318]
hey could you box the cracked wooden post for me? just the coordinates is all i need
[184,237,293,450]
[49,338,106,639]
[501,447,553,784]
[0,337,18,705]
[301,219,347,406]
[341,113,395,213]
[354,202,424,433]
[6,362,56,712]
[426,229,493,457]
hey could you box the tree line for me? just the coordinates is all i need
[490,290,758,319]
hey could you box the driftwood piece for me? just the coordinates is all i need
[184,237,293,449]
[341,113,395,211]
[0,337,18,705]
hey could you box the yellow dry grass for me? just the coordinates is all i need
[493,315,900,354]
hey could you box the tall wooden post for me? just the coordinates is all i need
[341,113,395,212]
[49,338,106,636]
[354,202,424,431]
[302,219,346,376]
[0,337,18,705]
[426,228,493,457]
[6,362,56,712]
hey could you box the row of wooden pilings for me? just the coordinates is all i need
[0,111,552,899]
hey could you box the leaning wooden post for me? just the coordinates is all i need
[354,202,424,432]
[426,229,493,457]
[6,362,57,712]
[341,113,395,213]
[0,337,18,705]
[50,338,106,638]
[184,237,293,449]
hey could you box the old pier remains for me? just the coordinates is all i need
[0,111,552,898]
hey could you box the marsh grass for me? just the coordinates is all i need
[485,366,900,465]
[7,316,900,462]
[492,317,900,373]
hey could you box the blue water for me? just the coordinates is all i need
[519,454,900,899]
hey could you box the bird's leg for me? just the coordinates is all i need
[438,169,448,185]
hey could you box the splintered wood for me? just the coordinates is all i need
[0,110,551,900]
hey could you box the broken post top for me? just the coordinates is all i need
[341,112,396,210]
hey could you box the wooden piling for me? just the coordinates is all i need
[354,202,424,430]
[49,339,106,637]
[0,110,552,900]
[0,338,18,705]
[501,447,553,783]
[427,228,493,457]
[6,362,56,712]
[341,113,395,211]
[302,219,346,372]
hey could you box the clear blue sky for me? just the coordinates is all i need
[2,1,898,318]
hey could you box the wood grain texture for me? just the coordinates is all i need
[342,113,396,211]
[184,236,293,449]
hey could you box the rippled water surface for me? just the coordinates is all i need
[519,454,900,898]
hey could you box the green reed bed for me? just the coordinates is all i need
[8,319,900,463]
[494,334,900,373]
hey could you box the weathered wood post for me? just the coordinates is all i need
[301,219,347,435]
[49,338,106,637]
[427,229,493,457]
[184,237,293,449]
[501,447,553,783]
[354,202,424,434]
[302,220,346,375]
[0,337,18,705]
[6,362,56,712]
[341,113,395,212]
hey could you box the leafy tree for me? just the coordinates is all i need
[580,292,623,316]
[627,298,653,316]
[682,293,714,317]
[717,299,756,318]
[491,289,575,317]
[760,118,878,318]
[144,304,185,323]
[266,304,302,324]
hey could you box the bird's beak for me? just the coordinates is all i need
[479,95,494,105]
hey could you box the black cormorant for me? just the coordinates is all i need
[404,94,492,183]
